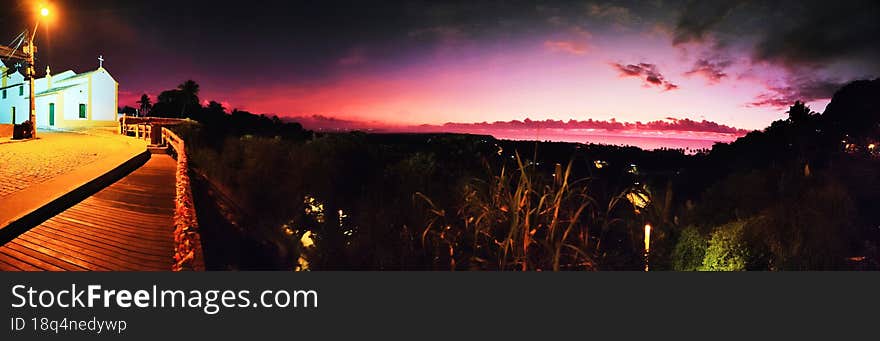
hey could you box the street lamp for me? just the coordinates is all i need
[24,6,50,138]
[644,224,651,271]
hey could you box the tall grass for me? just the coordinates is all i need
[417,152,631,271]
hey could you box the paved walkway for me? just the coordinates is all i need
[0,155,177,271]
[0,130,147,231]
[0,131,138,198]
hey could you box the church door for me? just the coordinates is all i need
[49,103,55,126]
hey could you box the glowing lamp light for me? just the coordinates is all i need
[643,224,651,271]
[41,7,50,17]
[300,231,315,248]
[626,191,650,209]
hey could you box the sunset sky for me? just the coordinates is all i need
[3,0,879,131]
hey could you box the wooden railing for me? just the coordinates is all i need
[161,127,206,271]
[118,116,190,142]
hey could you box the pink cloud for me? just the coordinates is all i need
[289,115,749,138]
[544,40,589,55]
[611,62,679,91]
[748,77,844,108]
[685,58,732,84]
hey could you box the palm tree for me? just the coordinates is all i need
[177,80,200,118]
[786,101,812,124]
[136,94,152,117]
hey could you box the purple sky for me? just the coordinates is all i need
[3,0,878,132]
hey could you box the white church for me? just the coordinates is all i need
[0,57,118,129]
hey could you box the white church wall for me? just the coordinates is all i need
[35,94,60,128]
[3,71,24,86]
[90,69,117,122]
[0,84,28,124]
[61,84,88,122]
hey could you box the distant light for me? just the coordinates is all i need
[869,143,876,150]
[300,231,315,248]
[627,164,639,174]
[40,7,49,17]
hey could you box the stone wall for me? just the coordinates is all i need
[163,128,206,271]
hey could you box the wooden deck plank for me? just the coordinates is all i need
[82,202,173,217]
[0,257,24,270]
[63,203,173,226]
[40,220,173,254]
[0,155,178,271]
[16,231,139,270]
[27,225,170,265]
[9,239,97,271]
[0,245,68,271]
[0,252,41,270]
[51,214,172,242]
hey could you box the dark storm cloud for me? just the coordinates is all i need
[671,0,880,107]
[0,1,674,82]
[672,0,880,69]
[685,58,732,84]
[749,77,848,108]
[611,62,679,91]
[672,0,744,45]
[751,1,880,68]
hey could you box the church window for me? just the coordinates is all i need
[2,89,5,99]
[79,104,87,118]
[19,85,23,96]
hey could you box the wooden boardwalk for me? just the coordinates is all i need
[0,155,177,271]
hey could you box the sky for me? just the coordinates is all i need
[2,0,879,132]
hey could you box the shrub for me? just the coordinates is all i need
[672,226,707,271]
[700,220,749,271]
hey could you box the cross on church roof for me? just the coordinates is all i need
[98,55,104,68]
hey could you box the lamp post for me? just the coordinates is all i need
[644,224,651,272]
[24,6,49,138]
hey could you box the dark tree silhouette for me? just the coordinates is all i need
[206,100,224,114]
[119,106,137,116]
[152,80,201,118]
[178,80,200,118]
[136,94,152,117]
[786,101,813,124]
[822,78,880,143]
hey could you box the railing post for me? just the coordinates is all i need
[150,124,161,145]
